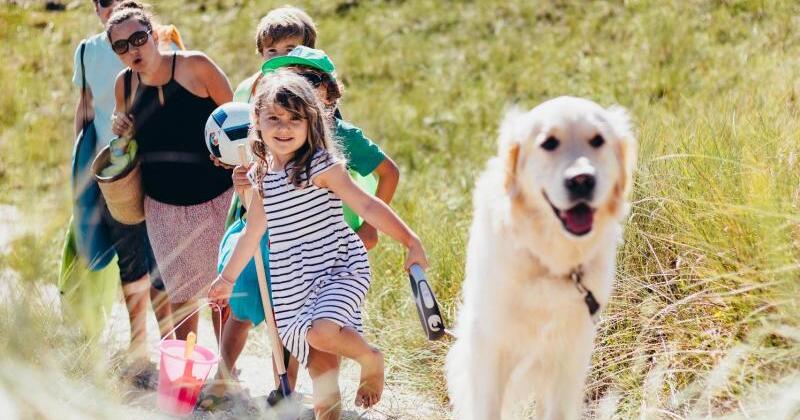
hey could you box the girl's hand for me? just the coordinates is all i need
[210,154,235,170]
[232,163,252,202]
[111,112,134,138]
[404,236,429,271]
[208,274,234,307]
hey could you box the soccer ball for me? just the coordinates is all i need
[205,102,252,166]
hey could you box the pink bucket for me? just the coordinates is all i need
[156,303,222,416]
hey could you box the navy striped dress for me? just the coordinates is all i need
[255,149,371,367]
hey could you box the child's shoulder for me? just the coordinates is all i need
[233,72,261,103]
[334,118,365,139]
[332,118,386,176]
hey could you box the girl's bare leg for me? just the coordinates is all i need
[271,352,300,391]
[307,348,341,420]
[306,319,384,408]
[208,316,252,398]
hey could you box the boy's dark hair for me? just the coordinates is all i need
[255,6,317,55]
[293,66,344,105]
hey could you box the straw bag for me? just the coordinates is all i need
[93,70,144,225]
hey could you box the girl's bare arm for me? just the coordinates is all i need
[209,190,266,304]
[316,163,428,269]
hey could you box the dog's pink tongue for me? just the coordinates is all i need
[561,204,594,235]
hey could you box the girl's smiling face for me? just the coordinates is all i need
[257,103,308,167]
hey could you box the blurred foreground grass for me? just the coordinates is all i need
[1,0,800,418]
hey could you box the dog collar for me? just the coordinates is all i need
[570,265,601,319]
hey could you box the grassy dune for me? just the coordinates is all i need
[1,0,800,418]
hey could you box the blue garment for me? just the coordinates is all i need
[219,218,272,325]
[72,33,124,154]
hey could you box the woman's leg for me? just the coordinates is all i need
[121,275,151,360]
[306,320,384,408]
[307,348,341,420]
[170,299,199,340]
[150,285,173,339]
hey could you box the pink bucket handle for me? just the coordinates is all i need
[161,301,223,353]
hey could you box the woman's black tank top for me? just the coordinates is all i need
[128,53,231,205]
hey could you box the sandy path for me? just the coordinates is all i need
[0,204,443,419]
[103,303,441,419]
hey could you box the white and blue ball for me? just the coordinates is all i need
[205,102,252,166]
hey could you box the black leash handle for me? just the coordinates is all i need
[408,264,446,341]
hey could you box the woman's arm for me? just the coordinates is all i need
[317,163,428,269]
[189,53,233,105]
[209,190,267,305]
[74,88,94,138]
[111,71,134,138]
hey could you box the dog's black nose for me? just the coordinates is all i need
[565,174,596,199]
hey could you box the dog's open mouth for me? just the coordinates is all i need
[544,193,595,236]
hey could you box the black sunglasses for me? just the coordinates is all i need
[298,72,328,88]
[111,30,150,55]
[97,0,116,8]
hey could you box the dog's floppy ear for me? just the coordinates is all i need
[606,106,638,209]
[498,107,531,196]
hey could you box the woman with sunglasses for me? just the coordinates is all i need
[107,5,233,343]
[70,0,180,388]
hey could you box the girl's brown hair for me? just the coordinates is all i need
[249,69,341,189]
[105,1,153,41]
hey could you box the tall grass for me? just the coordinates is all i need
[1,0,799,417]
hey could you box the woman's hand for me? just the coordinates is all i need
[210,154,236,170]
[404,236,429,271]
[208,274,234,307]
[111,112,134,138]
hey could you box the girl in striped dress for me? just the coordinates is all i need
[209,69,428,419]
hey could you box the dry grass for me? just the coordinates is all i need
[1,0,799,418]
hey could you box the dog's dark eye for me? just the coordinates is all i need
[589,135,605,148]
[541,136,560,151]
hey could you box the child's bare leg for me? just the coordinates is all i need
[271,351,300,391]
[307,348,341,420]
[208,316,252,397]
[306,320,384,408]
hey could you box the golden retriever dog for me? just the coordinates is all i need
[446,96,637,420]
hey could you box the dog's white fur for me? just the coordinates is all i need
[446,96,637,420]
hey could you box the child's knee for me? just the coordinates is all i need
[306,320,340,348]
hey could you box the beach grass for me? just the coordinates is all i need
[1,0,799,417]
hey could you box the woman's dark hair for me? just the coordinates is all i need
[105,1,153,41]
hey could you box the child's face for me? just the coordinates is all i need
[290,66,334,106]
[261,35,305,60]
[257,104,308,162]
[95,0,122,25]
